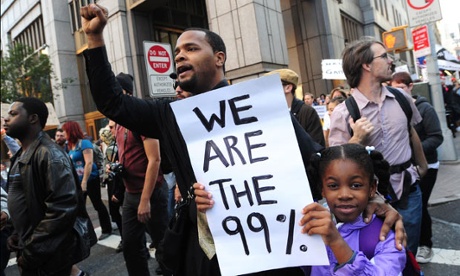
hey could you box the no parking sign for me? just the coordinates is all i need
[143,41,175,97]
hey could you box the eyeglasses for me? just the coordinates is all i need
[373,52,389,60]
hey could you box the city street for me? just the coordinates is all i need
[5,134,460,275]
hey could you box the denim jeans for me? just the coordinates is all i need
[393,182,422,253]
[122,183,168,276]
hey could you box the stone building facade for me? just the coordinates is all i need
[1,0,413,137]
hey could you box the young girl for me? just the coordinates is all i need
[300,143,406,275]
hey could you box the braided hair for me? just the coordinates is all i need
[308,144,390,197]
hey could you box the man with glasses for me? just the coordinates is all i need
[328,37,427,254]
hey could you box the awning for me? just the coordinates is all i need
[1,102,60,131]
[416,45,460,71]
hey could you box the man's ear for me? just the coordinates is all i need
[284,84,293,95]
[29,114,39,125]
[362,63,372,72]
[215,51,225,67]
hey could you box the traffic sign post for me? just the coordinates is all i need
[143,41,175,97]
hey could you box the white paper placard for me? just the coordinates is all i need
[170,74,328,276]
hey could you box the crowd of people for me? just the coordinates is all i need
[0,2,453,276]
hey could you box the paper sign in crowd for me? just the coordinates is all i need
[171,74,328,276]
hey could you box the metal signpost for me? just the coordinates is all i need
[407,0,457,161]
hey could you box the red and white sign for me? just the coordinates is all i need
[412,25,431,58]
[406,0,442,27]
[143,41,175,97]
[147,45,171,74]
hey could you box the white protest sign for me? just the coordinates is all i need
[143,41,176,97]
[170,75,328,276]
[312,105,327,119]
[321,59,346,80]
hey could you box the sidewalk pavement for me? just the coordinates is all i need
[428,133,460,206]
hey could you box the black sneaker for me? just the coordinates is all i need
[115,241,123,253]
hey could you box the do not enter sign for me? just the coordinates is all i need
[147,45,171,74]
[143,41,175,98]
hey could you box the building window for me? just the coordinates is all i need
[150,0,208,55]
[341,13,364,44]
[384,0,389,20]
[14,17,46,51]
[152,29,181,53]
[392,6,396,25]
[151,0,208,30]
[374,0,379,11]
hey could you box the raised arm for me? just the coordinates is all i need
[81,3,166,139]
[80,3,107,49]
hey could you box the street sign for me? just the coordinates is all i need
[143,41,175,97]
[412,25,431,58]
[406,0,442,27]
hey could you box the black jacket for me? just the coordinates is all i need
[7,132,78,272]
[291,97,325,147]
[413,95,443,164]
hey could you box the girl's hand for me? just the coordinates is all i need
[299,202,342,246]
[193,183,214,213]
[300,202,354,264]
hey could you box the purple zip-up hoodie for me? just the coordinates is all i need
[311,215,406,275]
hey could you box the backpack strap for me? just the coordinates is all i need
[359,216,384,260]
[386,86,412,134]
[345,96,360,136]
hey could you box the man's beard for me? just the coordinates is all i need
[178,75,202,95]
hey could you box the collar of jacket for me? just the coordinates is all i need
[17,131,46,165]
